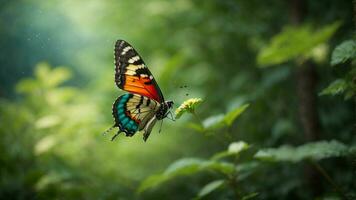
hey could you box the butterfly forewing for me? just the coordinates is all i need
[114,40,164,103]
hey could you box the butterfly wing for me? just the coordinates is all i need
[114,40,164,103]
[112,93,160,141]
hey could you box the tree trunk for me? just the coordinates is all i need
[290,0,323,196]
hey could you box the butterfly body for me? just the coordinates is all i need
[110,40,173,141]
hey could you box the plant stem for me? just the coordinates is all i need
[310,160,349,200]
[191,110,203,126]
[228,175,241,200]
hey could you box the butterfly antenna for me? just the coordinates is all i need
[102,125,115,136]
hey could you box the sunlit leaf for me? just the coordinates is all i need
[46,87,77,105]
[35,135,57,155]
[175,98,203,119]
[228,141,249,153]
[35,62,51,81]
[197,180,225,198]
[34,62,72,88]
[309,43,329,64]
[331,39,356,66]
[35,115,61,129]
[258,22,340,66]
[255,140,350,162]
[319,79,347,96]
[35,171,71,191]
[47,67,72,87]
[211,141,249,160]
[15,78,39,94]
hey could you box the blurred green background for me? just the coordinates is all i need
[0,0,355,199]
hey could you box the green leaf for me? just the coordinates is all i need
[202,104,249,130]
[137,174,170,194]
[228,141,249,154]
[35,135,57,155]
[197,180,225,198]
[242,192,259,200]
[319,79,347,96]
[202,114,225,130]
[187,122,205,132]
[212,141,250,160]
[331,39,356,66]
[46,67,72,87]
[35,115,61,129]
[138,158,234,193]
[255,140,349,162]
[258,22,340,66]
[223,104,249,126]
[16,78,39,94]
[165,158,203,175]
[35,62,51,81]
[236,161,260,181]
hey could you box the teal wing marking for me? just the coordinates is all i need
[112,93,159,140]
[113,93,139,136]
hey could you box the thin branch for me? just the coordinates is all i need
[310,160,350,200]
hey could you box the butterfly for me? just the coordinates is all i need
[108,40,174,142]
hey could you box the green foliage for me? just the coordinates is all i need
[255,140,350,162]
[202,104,249,130]
[224,104,250,127]
[321,39,356,99]
[138,158,234,193]
[257,22,340,66]
[319,79,347,96]
[242,192,259,200]
[331,40,356,66]
[139,140,251,198]
[211,141,249,160]
[196,179,225,198]
[1,1,354,199]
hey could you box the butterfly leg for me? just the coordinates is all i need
[159,120,163,133]
[111,130,122,141]
[168,111,175,121]
[164,111,175,121]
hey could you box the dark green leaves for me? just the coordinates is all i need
[331,40,356,66]
[257,22,340,66]
[319,79,347,96]
[320,39,356,99]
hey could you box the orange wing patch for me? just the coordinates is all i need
[123,76,161,102]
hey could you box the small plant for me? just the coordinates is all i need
[138,98,356,199]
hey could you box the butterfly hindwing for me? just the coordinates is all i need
[114,40,164,103]
[112,93,160,140]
